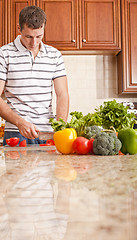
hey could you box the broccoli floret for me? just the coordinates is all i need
[84,125,102,139]
[93,132,122,155]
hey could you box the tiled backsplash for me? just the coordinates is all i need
[1,55,137,121]
[52,55,137,116]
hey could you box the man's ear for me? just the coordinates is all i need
[17,24,21,33]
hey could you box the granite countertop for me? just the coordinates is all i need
[0,145,137,240]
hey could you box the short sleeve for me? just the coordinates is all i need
[52,51,66,80]
[0,49,7,81]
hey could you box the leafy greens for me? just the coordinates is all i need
[49,100,136,134]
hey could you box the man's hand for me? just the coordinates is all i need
[0,81,40,139]
[17,120,40,139]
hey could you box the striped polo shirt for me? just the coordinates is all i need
[0,35,66,132]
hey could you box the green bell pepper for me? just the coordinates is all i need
[118,128,137,155]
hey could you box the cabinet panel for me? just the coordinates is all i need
[80,0,121,51]
[9,0,35,43]
[129,2,137,84]
[0,0,7,46]
[37,0,78,50]
[118,0,137,93]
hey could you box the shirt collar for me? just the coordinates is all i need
[39,41,47,54]
[14,35,47,55]
[38,41,47,57]
[14,35,28,53]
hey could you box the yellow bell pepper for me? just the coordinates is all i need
[53,128,77,154]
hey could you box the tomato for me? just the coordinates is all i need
[40,139,55,146]
[19,140,27,147]
[119,150,124,155]
[89,138,94,154]
[72,137,93,155]
[40,144,47,146]
[6,137,19,147]
[6,139,11,146]
[46,139,55,145]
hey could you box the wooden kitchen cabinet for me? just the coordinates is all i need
[118,0,137,93]
[3,0,121,53]
[37,0,121,53]
[0,0,7,47]
[79,0,121,53]
[37,0,78,50]
[8,0,36,43]
[6,0,79,50]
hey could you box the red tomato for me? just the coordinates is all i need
[40,139,55,146]
[46,139,55,145]
[39,144,47,146]
[88,138,94,154]
[119,150,124,155]
[19,140,27,147]
[72,137,93,155]
[6,137,19,147]
[6,139,11,146]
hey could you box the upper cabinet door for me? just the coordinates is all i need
[37,0,78,50]
[0,0,7,46]
[80,0,121,53]
[8,0,35,43]
[118,0,137,93]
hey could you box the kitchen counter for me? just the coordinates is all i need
[0,145,137,240]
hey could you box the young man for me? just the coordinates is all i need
[0,6,69,145]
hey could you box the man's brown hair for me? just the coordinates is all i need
[19,5,47,31]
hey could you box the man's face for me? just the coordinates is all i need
[20,24,45,51]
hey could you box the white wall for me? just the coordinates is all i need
[53,55,137,116]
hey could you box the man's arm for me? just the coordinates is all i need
[53,76,69,122]
[0,80,39,139]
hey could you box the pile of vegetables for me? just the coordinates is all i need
[50,100,137,156]
[53,126,122,155]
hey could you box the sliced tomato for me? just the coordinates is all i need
[40,139,55,146]
[6,139,11,146]
[6,137,19,147]
[46,139,55,145]
[119,150,124,155]
[19,140,27,147]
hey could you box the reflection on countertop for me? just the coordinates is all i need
[0,146,137,240]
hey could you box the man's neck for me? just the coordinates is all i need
[31,45,40,58]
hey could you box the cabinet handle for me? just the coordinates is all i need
[82,39,86,43]
[71,40,75,43]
